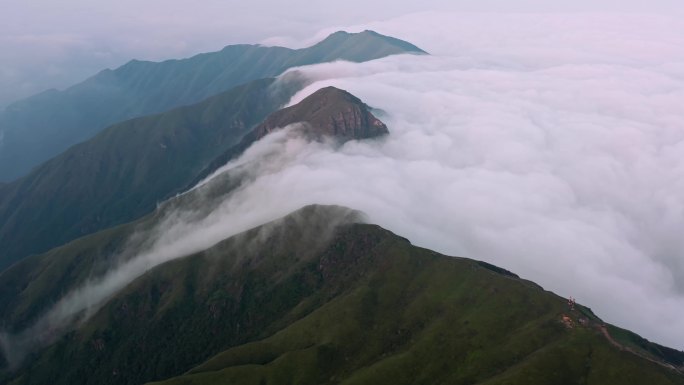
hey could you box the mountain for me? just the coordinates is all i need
[0,88,390,365]
[0,30,425,182]
[0,78,291,271]
[1,205,682,385]
[0,87,392,376]
[0,86,390,333]
[0,84,386,271]
[252,85,389,140]
[190,86,388,185]
[2,79,679,385]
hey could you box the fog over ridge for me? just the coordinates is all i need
[152,13,684,348]
[277,12,684,349]
[2,12,684,364]
[3,1,684,107]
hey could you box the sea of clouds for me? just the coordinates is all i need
[190,12,684,348]
[283,12,684,348]
[3,12,684,364]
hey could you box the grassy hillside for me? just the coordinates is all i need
[2,206,682,385]
[0,86,390,334]
[0,78,296,270]
[0,30,424,182]
[0,83,390,273]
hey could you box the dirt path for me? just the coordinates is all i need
[597,324,682,374]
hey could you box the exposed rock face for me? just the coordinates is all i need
[190,87,388,186]
[253,86,389,141]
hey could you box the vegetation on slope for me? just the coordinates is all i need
[0,86,390,335]
[0,78,294,270]
[0,82,388,274]
[2,206,682,385]
[191,86,389,184]
[0,30,424,182]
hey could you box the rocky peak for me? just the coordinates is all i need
[188,87,389,187]
[253,86,389,142]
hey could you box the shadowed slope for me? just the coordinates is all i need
[0,87,390,340]
[0,78,295,270]
[0,30,424,182]
[0,84,386,271]
[191,86,388,185]
[1,206,682,385]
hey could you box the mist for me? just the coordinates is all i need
[286,13,684,349]
[2,0,684,107]
[3,11,684,365]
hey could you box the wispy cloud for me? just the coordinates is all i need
[3,11,684,366]
[2,0,683,107]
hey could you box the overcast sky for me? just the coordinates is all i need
[1,0,683,107]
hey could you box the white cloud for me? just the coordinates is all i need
[152,13,684,348]
[3,11,684,365]
[2,0,684,106]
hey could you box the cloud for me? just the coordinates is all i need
[149,13,684,348]
[269,14,684,348]
[2,0,684,107]
[3,11,684,365]
[0,125,351,367]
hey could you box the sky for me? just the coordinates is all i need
[2,0,684,365]
[1,0,683,107]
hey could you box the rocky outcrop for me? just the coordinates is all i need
[190,87,388,186]
[252,86,389,141]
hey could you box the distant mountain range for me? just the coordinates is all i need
[0,31,422,270]
[0,86,390,340]
[0,29,682,385]
[0,30,425,183]
[0,78,292,271]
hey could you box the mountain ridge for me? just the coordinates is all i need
[0,87,391,335]
[0,83,389,271]
[1,30,679,384]
[0,30,424,182]
[190,86,388,186]
[0,77,293,271]
[1,205,682,385]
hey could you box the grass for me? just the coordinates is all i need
[4,206,683,385]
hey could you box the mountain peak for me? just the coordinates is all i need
[310,30,427,60]
[253,86,389,141]
[0,29,423,184]
[187,87,389,187]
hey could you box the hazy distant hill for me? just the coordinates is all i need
[0,30,425,182]
[0,87,392,373]
[2,205,682,385]
[0,85,387,275]
[191,85,389,185]
[0,87,389,321]
[0,78,288,271]
[0,85,682,384]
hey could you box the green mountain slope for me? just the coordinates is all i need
[0,87,390,333]
[191,85,389,184]
[0,78,294,271]
[2,205,682,385]
[0,84,386,271]
[0,30,424,182]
